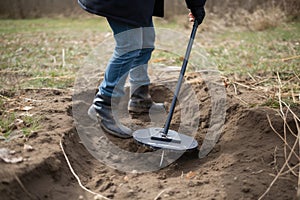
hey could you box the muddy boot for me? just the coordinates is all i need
[88,94,132,139]
[128,85,165,114]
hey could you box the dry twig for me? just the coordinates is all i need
[0,94,11,101]
[294,114,300,198]
[267,115,300,160]
[277,73,299,177]
[234,81,257,90]
[259,72,300,199]
[234,96,249,106]
[281,55,300,62]
[258,127,298,200]
[247,72,257,82]
[59,139,111,200]
[294,71,300,82]
[154,188,172,200]
[25,76,73,81]
[231,82,238,95]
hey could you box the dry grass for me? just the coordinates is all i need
[281,0,300,19]
[245,7,287,31]
[209,6,287,31]
[259,72,300,199]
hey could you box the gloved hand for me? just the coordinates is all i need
[185,0,206,24]
[190,7,205,24]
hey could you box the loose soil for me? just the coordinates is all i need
[0,72,299,200]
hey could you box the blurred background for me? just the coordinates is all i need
[0,0,299,20]
[0,2,299,199]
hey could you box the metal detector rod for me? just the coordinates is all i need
[162,21,199,135]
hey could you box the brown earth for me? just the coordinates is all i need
[0,72,299,200]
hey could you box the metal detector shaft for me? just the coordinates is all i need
[162,21,199,135]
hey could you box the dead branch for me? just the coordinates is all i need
[233,81,258,90]
[0,94,11,101]
[260,72,300,199]
[281,101,300,122]
[294,71,300,82]
[280,162,300,177]
[281,55,300,62]
[234,95,249,106]
[258,131,298,200]
[276,73,298,175]
[24,76,73,81]
[232,82,238,95]
[252,78,270,86]
[266,115,300,160]
[59,139,111,200]
[247,72,257,82]
[294,113,300,198]
[154,188,172,200]
[260,55,300,63]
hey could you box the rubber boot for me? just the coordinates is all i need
[128,85,165,114]
[88,94,132,139]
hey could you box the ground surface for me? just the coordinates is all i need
[0,17,300,200]
[0,72,299,200]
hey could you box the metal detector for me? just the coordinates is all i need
[133,21,200,151]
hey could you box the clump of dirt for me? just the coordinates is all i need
[0,73,299,200]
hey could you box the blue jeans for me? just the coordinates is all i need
[97,18,155,99]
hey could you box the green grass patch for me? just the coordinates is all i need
[204,21,300,107]
[208,22,300,75]
[0,18,299,106]
[0,98,41,140]
[0,17,109,34]
[0,114,41,139]
[0,104,42,140]
[0,17,109,90]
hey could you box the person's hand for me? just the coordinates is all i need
[185,0,206,24]
[188,12,195,22]
[189,6,205,24]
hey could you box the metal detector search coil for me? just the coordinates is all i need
[133,128,198,151]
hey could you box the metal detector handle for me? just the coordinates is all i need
[162,21,199,135]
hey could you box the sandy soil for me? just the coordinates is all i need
[0,72,299,200]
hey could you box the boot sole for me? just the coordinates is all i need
[99,123,132,139]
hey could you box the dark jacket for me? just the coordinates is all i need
[185,0,206,9]
[78,0,164,27]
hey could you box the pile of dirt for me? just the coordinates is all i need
[0,73,299,200]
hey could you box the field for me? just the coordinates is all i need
[0,12,300,200]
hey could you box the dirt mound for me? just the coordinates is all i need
[0,73,299,200]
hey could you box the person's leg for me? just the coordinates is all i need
[89,18,144,138]
[128,21,165,114]
[99,18,143,98]
[129,22,155,92]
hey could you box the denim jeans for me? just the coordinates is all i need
[97,18,155,99]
